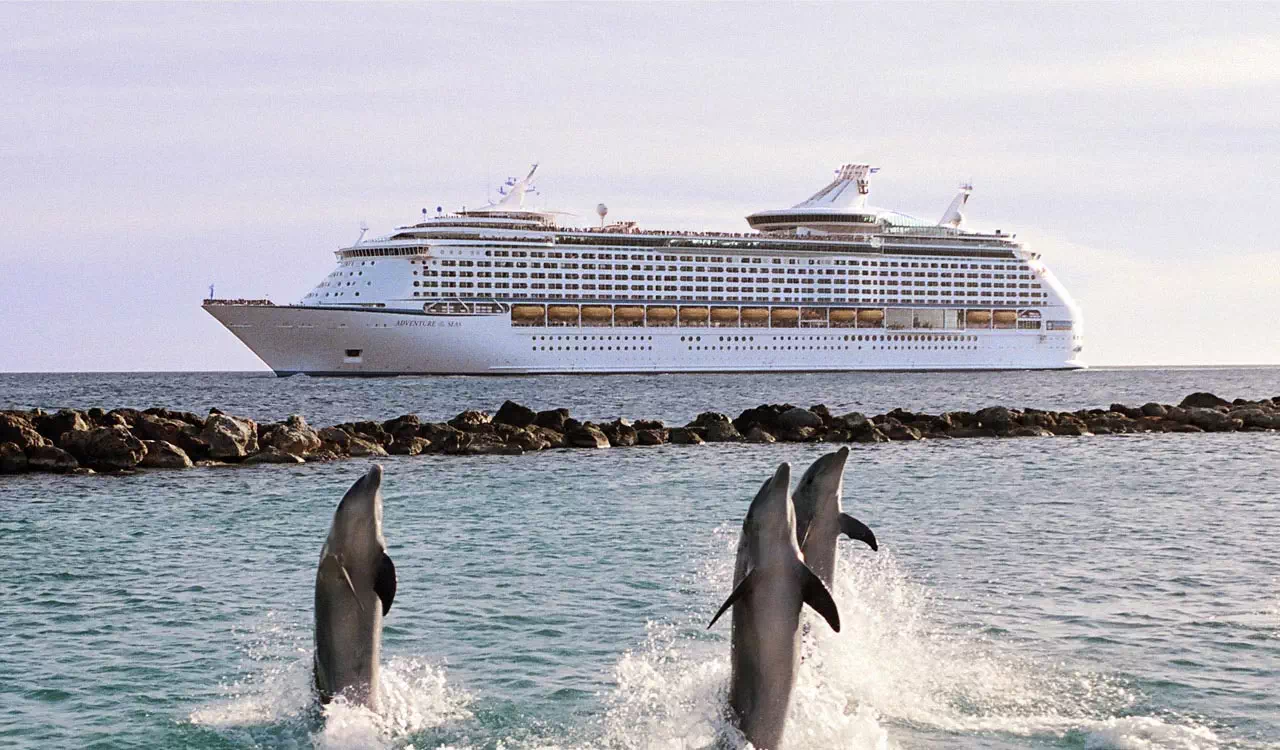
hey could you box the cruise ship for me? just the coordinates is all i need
[204,164,1084,375]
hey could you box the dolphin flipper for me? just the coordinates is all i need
[707,570,755,629]
[840,513,878,551]
[375,552,397,616]
[798,563,841,633]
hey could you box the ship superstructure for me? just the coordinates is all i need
[204,164,1084,375]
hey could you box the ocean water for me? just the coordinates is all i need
[3,366,1279,426]
[1,370,1278,749]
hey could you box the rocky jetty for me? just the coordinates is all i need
[1,393,1277,477]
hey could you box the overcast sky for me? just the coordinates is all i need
[2,2,1277,371]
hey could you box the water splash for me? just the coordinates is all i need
[188,614,469,749]
[313,657,472,749]
[591,542,1227,750]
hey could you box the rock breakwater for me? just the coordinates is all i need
[1,392,1277,477]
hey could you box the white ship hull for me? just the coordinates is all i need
[205,304,1084,375]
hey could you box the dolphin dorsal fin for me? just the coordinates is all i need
[799,563,841,632]
[840,514,878,551]
[375,552,396,616]
[707,570,755,629]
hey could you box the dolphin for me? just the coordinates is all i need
[314,464,397,710]
[708,462,841,750]
[792,447,877,589]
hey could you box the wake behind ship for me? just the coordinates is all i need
[204,164,1084,375]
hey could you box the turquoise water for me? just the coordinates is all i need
[3,428,1277,749]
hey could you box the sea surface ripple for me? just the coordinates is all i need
[1,369,1277,749]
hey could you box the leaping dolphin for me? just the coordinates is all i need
[708,463,841,750]
[792,447,877,589]
[314,464,397,710]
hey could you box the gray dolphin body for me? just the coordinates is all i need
[792,447,877,589]
[314,465,397,710]
[708,463,842,750]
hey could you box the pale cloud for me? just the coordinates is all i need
[1,2,1277,371]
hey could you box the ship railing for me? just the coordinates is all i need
[202,298,274,306]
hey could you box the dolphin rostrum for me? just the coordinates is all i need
[314,464,397,710]
[792,447,877,589]
[708,462,841,750]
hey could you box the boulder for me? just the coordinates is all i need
[348,435,389,457]
[144,407,204,426]
[744,426,776,444]
[777,426,817,442]
[243,447,306,465]
[530,426,568,449]
[201,414,259,460]
[534,408,571,431]
[381,414,422,441]
[26,445,79,473]
[440,431,521,456]
[0,442,28,473]
[948,427,1000,439]
[975,406,1013,431]
[1184,407,1242,432]
[1180,392,1231,409]
[261,415,323,456]
[0,414,49,451]
[34,409,90,442]
[61,426,144,471]
[809,404,835,428]
[139,440,194,469]
[317,426,353,453]
[343,421,391,445]
[448,410,492,431]
[636,428,666,446]
[566,424,610,449]
[1140,402,1169,418]
[419,422,464,444]
[669,427,705,445]
[505,429,550,452]
[494,400,538,428]
[835,412,869,431]
[1007,425,1054,438]
[883,423,923,441]
[1109,403,1144,420]
[601,419,638,447]
[1229,408,1280,430]
[690,413,742,442]
[851,425,889,443]
[106,408,143,428]
[134,412,188,444]
[388,436,431,456]
[776,407,824,431]
[633,419,665,431]
[1052,420,1092,437]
